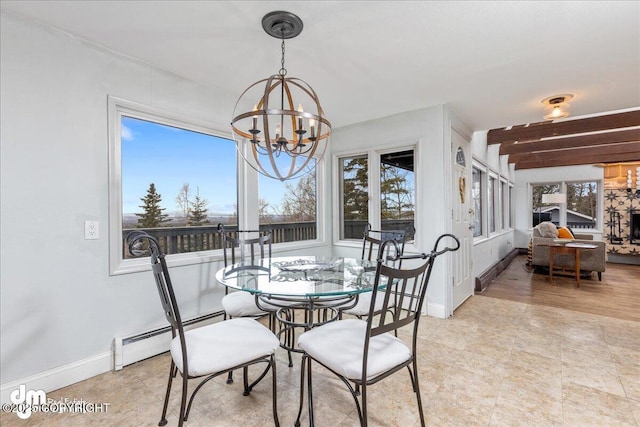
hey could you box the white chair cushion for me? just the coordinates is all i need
[297,319,411,380]
[342,292,386,316]
[170,317,279,377]
[222,291,268,317]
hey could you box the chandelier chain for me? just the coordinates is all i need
[279,37,287,76]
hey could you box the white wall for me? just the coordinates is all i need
[0,12,255,396]
[469,130,516,278]
[513,164,605,248]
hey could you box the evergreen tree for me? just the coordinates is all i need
[342,158,369,220]
[136,183,171,228]
[380,164,414,219]
[188,188,210,226]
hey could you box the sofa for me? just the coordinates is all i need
[531,222,606,280]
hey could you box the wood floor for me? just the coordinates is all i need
[478,254,640,322]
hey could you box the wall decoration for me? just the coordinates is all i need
[604,189,640,255]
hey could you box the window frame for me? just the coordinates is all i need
[337,153,369,241]
[471,163,485,239]
[488,172,498,235]
[500,178,509,231]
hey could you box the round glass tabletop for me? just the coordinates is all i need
[215,256,379,297]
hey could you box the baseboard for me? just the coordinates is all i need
[426,302,446,319]
[475,248,520,293]
[1,352,112,404]
[607,253,640,265]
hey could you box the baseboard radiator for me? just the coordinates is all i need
[113,310,224,370]
[474,248,522,293]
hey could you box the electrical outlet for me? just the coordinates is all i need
[84,221,99,240]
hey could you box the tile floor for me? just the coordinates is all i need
[2,295,639,426]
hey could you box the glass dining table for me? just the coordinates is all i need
[215,255,380,358]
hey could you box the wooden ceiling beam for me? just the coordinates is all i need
[499,128,640,155]
[512,142,640,169]
[515,152,640,169]
[488,110,640,145]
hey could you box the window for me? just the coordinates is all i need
[566,181,599,230]
[488,175,496,233]
[531,183,561,226]
[337,148,416,243]
[471,166,483,237]
[380,150,415,240]
[109,97,325,274]
[259,160,317,242]
[109,98,237,274]
[508,184,514,229]
[500,180,508,230]
[339,155,369,239]
[120,116,236,252]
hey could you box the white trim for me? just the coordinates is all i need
[426,302,446,319]
[1,352,112,404]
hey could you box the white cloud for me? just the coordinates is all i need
[121,125,134,141]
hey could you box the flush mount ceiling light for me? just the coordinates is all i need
[541,94,574,120]
[231,11,331,181]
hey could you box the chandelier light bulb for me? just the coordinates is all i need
[541,94,573,121]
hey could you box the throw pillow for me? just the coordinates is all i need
[557,227,575,239]
[537,221,558,238]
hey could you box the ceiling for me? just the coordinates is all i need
[2,1,639,166]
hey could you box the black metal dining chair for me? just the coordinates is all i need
[295,234,460,427]
[218,223,273,321]
[340,223,415,318]
[127,231,280,427]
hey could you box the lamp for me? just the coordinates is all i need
[538,193,566,226]
[231,11,331,181]
[541,193,567,204]
[541,94,573,120]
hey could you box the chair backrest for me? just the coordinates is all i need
[361,223,414,262]
[217,223,272,267]
[126,231,190,373]
[362,234,460,375]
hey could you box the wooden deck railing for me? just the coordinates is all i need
[123,219,415,257]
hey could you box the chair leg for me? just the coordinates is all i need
[158,362,176,426]
[246,362,273,395]
[243,366,250,396]
[307,356,315,427]
[178,370,189,427]
[410,362,426,427]
[294,355,306,427]
[598,271,602,281]
[361,383,368,427]
[270,355,280,427]
[226,312,233,384]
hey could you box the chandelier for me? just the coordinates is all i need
[231,11,331,181]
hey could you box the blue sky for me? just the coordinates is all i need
[121,116,298,215]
